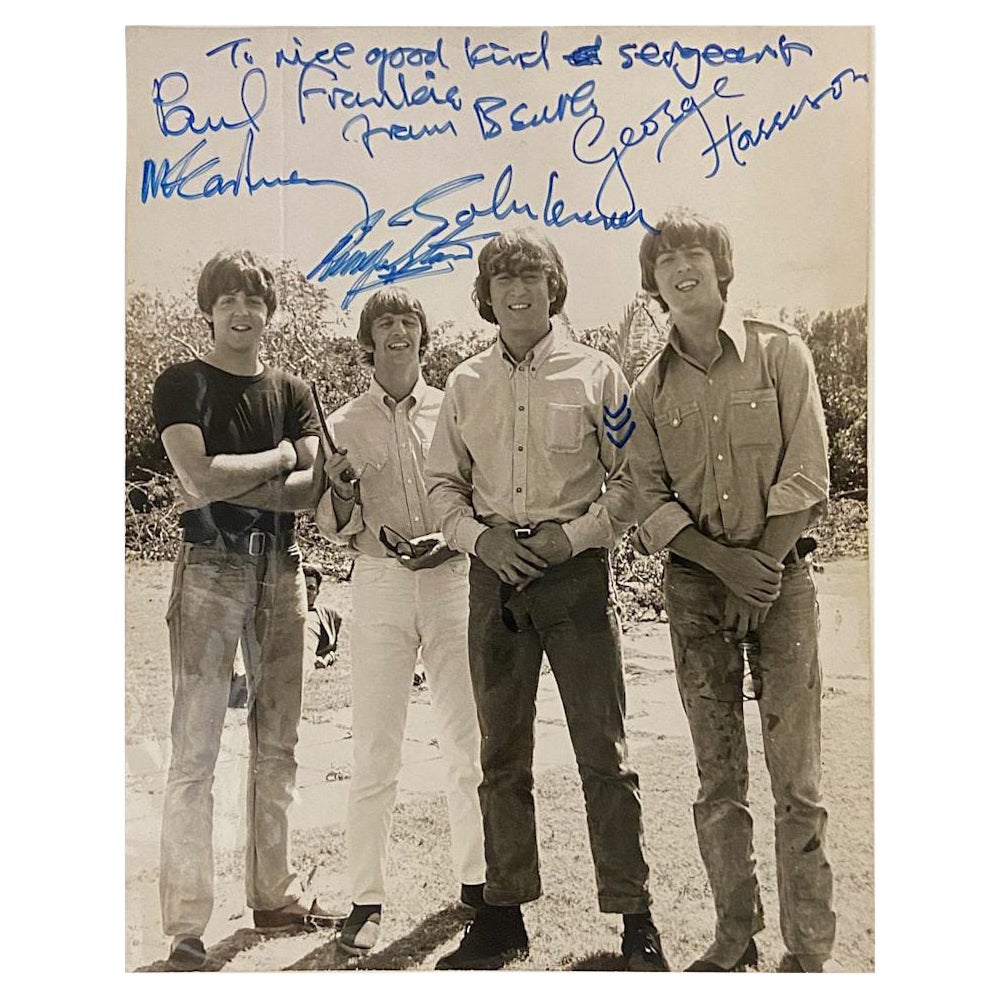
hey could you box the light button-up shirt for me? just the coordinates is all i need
[629,306,829,554]
[425,326,635,556]
[315,375,441,558]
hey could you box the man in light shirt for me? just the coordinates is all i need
[425,229,667,972]
[315,287,486,956]
[627,208,836,972]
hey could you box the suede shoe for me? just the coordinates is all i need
[686,938,759,972]
[436,905,529,970]
[167,936,207,971]
[253,898,345,930]
[621,919,669,971]
[337,904,382,956]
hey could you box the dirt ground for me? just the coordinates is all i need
[125,557,872,972]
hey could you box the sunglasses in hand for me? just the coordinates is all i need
[378,526,441,559]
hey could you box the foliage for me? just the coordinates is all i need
[787,303,868,495]
[125,267,868,618]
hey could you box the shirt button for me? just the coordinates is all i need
[516,487,523,494]
[671,418,679,427]
[517,445,524,452]
[750,401,757,409]
[716,453,724,461]
[712,414,719,422]
[518,406,525,412]
[708,378,713,385]
[722,492,729,500]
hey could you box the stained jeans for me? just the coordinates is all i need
[160,538,306,939]
[468,550,651,913]
[664,560,835,966]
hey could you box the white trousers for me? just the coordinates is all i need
[347,554,485,905]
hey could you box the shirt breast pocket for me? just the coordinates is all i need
[655,402,703,469]
[545,403,584,454]
[353,444,389,477]
[729,388,780,448]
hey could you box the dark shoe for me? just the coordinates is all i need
[228,673,247,709]
[687,938,758,972]
[337,904,382,956]
[436,905,529,970]
[459,882,486,910]
[621,919,669,971]
[167,936,206,971]
[253,898,345,930]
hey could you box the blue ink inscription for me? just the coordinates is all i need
[343,112,458,158]
[206,37,255,67]
[564,36,602,67]
[618,33,813,90]
[695,67,869,178]
[473,80,598,141]
[308,166,651,308]
[465,31,550,70]
[152,68,267,137]
[296,66,461,125]
[140,131,369,216]
[603,394,635,448]
[364,38,449,93]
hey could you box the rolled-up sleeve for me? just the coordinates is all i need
[314,488,364,542]
[561,362,635,554]
[766,336,830,525]
[425,384,487,556]
[630,374,695,556]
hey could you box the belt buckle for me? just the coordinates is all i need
[247,530,267,557]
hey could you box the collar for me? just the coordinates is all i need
[666,302,747,363]
[366,372,429,415]
[494,324,561,379]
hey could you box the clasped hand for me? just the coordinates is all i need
[712,547,785,640]
[475,522,571,588]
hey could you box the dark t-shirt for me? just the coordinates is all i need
[153,359,320,534]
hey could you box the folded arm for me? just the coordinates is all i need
[160,423,299,505]
[227,436,321,512]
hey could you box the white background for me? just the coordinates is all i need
[3,2,991,994]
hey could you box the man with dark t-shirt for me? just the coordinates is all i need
[152,250,339,971]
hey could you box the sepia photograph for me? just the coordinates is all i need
[124,23,873,973]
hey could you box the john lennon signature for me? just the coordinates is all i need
[307,165,653,308]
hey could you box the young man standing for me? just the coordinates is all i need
[152,250,339,971]
[627,208,836,972]
[425,229,667,972]
[314,287,486,957]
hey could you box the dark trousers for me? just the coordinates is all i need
[468,550,651,913]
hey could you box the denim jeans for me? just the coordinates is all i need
[468,550,651,913]
[664,560,835,966]
[160,538,306,939]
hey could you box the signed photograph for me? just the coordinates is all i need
[125,25,872,973]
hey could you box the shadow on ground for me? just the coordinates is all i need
[286,904,470,971]
[135,926,308,972]
[566,951,627,971]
